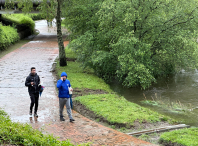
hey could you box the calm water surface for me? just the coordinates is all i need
[110,70,198,126]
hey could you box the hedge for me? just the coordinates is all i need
[2,14,35,32]
[0,24,20,51]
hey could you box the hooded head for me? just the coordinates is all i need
[61,72,67,77]
[61,72,67,81]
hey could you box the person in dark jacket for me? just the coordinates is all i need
[25,67,40,117]
[57,72,75,122]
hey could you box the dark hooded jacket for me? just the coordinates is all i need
[25,73,40,94]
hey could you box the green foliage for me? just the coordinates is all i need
[159,128,198,146]
[65,46,77,59]
[0,109,88,146]
[56,61,112,92]
[57,47,175,128]
[5,0,57,21]
[63,0,198,89]
[2,14,35,32]
[27,14,45,21]
[0,24,19,51]
[75,94,172,126]
[56,46,111,92]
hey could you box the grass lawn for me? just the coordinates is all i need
[159,128,198,146]
[75,94,172,126]
[56,47,174,127]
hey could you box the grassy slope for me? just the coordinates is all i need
[159,128,198,146]
[75,94,170,125]
[56,47,173,127]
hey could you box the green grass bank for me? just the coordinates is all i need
[159,128,198,146]
[56,47,176,130]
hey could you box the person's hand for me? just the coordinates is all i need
[70,88,73,91]
[61,77,63,81]
[31,82,34,85]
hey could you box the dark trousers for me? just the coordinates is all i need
[29,92,39,114]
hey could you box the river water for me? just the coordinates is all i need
[110,70,198,127]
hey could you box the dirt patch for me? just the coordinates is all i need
[72,88,107,98]
[66,58,76,62]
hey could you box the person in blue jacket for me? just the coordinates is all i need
[57,72,75,122]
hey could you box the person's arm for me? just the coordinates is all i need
[25,76,31,87]
[57,80,63,88]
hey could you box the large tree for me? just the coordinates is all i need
[5,0,67,66]
[63,0,198,89]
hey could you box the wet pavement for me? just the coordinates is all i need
[0,20,156,146]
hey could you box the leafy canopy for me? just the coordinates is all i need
[63,0,198,89]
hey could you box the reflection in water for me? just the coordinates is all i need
[110,70,198,126]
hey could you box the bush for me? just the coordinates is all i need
[0,24,20,51]
[28,14,45,20]
[2,14,35,32]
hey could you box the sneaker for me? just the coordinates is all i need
[70,119,75,122]
[34,113,38,117]
[60,117,65,121]
[29,111,32,117]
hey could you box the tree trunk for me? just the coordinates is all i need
[56,0,67,66]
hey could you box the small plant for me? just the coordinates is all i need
[96,118,100,122]
[139,134,150,141]
[111,125,116,129]
[120,127,126,132]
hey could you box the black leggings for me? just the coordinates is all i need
[30,93,39,113]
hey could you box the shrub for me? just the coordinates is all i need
[28,13,45,20]
[2,14,35,32]
[0,24,20,51]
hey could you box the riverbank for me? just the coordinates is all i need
[55,47,178,144]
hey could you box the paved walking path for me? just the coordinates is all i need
[0,20,156,146]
